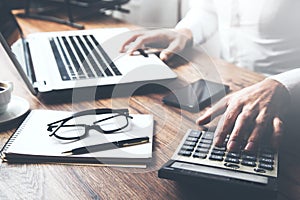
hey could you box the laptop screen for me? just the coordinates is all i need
[0,2,37,95]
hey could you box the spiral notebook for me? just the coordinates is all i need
[0,110,153,167]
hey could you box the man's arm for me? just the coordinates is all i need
[176,0,218,44]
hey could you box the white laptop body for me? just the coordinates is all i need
[9,28,177,94]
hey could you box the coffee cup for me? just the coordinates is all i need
[0,81,13,115]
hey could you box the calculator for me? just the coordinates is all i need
[158,129,278,199]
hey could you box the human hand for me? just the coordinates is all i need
[196,79,291,152]
[120,28,193,61]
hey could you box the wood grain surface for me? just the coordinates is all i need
[0,9,299,200]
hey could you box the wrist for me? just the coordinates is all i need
[264,78,292,111]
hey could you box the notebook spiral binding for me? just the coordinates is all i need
[0,111,33,160]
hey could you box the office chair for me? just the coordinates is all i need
[18,0,130,29]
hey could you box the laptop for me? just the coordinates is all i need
[0,8,177,99]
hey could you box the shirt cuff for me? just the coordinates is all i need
[268,68,300,112]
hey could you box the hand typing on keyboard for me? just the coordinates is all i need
[120,29,193,61]
[196,79,291,152]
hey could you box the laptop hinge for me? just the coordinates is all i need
[23,40,37,84]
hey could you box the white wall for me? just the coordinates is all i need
[114,0,189,28]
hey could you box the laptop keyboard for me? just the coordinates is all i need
[49,34,122,81]
[175,129,278,177]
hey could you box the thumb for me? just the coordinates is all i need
[159,50,173,61]
[160,40,182,61]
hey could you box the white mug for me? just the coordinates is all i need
[0,81,13,115]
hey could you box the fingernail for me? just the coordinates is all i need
[196,118,202,124]
[160,53,168,61]
[227,141,237,150]
[213,137,222,147]
[245,142,255,151]
[197,124,208,131]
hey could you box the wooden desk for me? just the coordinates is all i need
[0,13,299,200]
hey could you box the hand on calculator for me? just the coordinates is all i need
[196,79,291,152]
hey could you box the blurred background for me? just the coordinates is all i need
[113,0,190,28]
[5,0,220,57]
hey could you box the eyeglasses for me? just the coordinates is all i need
[47,108,133,140]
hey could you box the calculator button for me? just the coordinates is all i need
[202,132,214,140]
[258,163,274,171]
[186,137,199,142]
[254,168,266,173]
[209,155,224,161]
[227,152,240,158]
[241,160,256,167]
[188,130,202,138]
[199,139,213,144]
[260,153,274,159]
[193,152,207,159]
[225,157,240,164]
[198,143,211,149]
[195,147,209,154]
[213,146,226,151]
[241,155,257,162]
[180,145,195,151]
[178,150,192,157]
[259,158,274,165]
[184,141,197,146]
[224,163,240,169]
[211,150,225,156]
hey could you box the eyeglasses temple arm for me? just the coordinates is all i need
[93,114,132,124]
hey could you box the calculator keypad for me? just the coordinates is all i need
[176,130,277,177]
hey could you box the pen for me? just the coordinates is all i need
[62,136,150,155]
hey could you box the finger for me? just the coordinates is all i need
[213,114,228,147]
[271,116,284,149]
[160,50,173,61]
[160,40,184,61]
[213,104,243,147]
[120,34,143,52]
[128,36,156,55]
[196,96,229,125]
[227,108,258,151]
[244,108,269,151]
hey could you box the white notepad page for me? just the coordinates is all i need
[5,110,153,160]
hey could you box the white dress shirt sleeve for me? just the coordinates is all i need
[268,68,300,112]
[175,0,218,44]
